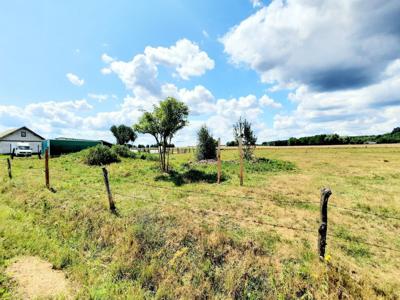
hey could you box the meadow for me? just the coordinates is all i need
[0,146,399,299]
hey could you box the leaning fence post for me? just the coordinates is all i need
[217,138,222,184]
[238,137,244,186]
[7,158,12,179]
[102,167,116,212]
[45,149,50,188]
[318,188,332,260]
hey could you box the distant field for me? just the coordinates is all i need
[224,143,400,149]
[0,146,399,298]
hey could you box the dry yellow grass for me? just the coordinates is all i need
[0,145,399,298]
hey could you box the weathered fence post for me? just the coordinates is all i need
[238,137,244,186]
[37,145,41,159]
[45,149,50,188]
[102,167,116,212]
[7,158,12,179]
[11,149,15,160]
[318,188,332,260]
[217,138,222,184]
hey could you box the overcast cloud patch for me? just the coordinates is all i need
[221,0,400,92]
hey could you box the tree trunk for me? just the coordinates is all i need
[166,137,172,172]
[153,136,163,171]
[162,140,167,172]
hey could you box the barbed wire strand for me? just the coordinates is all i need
[113,190,400,253]
[5,163,400,221]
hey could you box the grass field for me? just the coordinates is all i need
[0,146,399,299]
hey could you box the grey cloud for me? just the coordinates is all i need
[222,0,400,92]
[369,98,400,108]
[306,66,374,91]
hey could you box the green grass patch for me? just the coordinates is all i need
[0,148,398,298]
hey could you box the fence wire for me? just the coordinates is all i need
[3,159,400,221]
[2,159,400,254]
[113,188,400,253]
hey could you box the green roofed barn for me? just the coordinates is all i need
[42,137,112,156]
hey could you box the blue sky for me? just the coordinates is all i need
[1,0,399,145]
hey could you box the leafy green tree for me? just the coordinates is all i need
[110,124,137,145]
[134,97,189,172]
[196,125,217,161]
[392,127,400,134]
[233,117,257,160]
[288,137,298,146]
[226,140,238,147]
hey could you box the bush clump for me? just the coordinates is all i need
[196,125,217,161]
[85,145,120,166]
[112,145,135,158]
[138,152,159,161]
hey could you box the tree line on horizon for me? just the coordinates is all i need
[262,127,400,146]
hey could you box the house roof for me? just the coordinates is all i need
[0,126,45,140]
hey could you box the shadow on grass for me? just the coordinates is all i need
[154,169,228,186]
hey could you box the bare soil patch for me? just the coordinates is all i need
[6,256,71,299]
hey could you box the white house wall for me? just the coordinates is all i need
[0,128,44,154]
[0,141,42,154]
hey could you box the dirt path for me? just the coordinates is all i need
[6,256,72,299]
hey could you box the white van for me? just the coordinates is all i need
[14,143,33,157]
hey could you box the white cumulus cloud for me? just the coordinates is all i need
[144,39,215,80]
[259,95,282,108]
[222,0,400,92]
[66,73,85,86]
[220,0,400,141]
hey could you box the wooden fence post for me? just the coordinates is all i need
[238,137,244,186]
[318,188,332,259]
[102,167,116,212]
[217,138,222,184]
[7,158,12,179]
[37,145,41,159]
[45,149,50,188]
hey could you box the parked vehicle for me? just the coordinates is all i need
[14,143,32,157]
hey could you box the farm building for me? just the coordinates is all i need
[42,137,112,156]
[0,126,45,154]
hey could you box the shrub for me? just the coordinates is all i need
[139,153,159,161]
[112,145,135,158]
[196,125,217,161]
[226,141,238,147]
[85,145,120,166]
[233,117,257,160]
